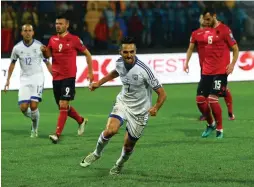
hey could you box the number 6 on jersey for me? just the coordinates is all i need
[208,36,213,44]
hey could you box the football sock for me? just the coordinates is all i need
[208,97,223,130]
[22,107,31,118]
[196,96,213,125]
[224,89,233,116]
[116,147,133,166]
[93,131,110,157]
[68,106,83,124]
[31,108,40,132]
[56,107,68,137]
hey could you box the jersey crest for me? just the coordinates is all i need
[132,74,138,80]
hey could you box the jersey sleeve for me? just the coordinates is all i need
[225,27,237,47]
[10,46,18,63]
[143,64,162,90]
[74,36,87,52]
[190,32,196,44]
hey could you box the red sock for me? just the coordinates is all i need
[68,106,83,124]
[208,97,223,130]
[56,107,68,137]
[196,96,213,125]
[224,89,233,116]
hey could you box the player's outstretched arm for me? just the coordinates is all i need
[4,61,16,93]
[149,87,167,116]
[89,70,119,91]
[227,44,239,74]
[98,70,119,86]
[82,49,94,83]
[185,43,195,73]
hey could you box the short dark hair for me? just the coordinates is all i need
[202,7,216,16]
[56,13,70,21]
[121,36,136,45]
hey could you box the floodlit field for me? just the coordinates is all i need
[2,82,254,187]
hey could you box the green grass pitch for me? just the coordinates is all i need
[1,82,254,187]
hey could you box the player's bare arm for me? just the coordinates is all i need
[227,44,239,75]
[184,43,195,73]
[4,61,16,93]
[41,45,52,58]
[149,87,167,116]
[89,70,119,91]
[82,49,94,83]
[45,61,52,75]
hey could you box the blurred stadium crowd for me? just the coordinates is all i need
[1,1,254,55]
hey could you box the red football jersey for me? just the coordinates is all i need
[48,32,87,80]
[202,23,237,75]
[190,28,206,67]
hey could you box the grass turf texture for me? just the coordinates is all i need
[2,82,254,187]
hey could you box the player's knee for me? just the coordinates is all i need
[208,95,219,104]
[105,127,118,136]
[30,102,38,111]
[196,95,206,104]
[59,100,69,109]
[20,105,29,112]
[104,123,119,137]
[104,117,121,137]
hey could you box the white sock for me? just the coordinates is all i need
[208,121,216,127]
[22,107,31,118]
[93,131,110,157]
[116,147,133,166]
[31,109,40,132]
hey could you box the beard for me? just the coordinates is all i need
[211,19,216,27]
[56,28,66,34]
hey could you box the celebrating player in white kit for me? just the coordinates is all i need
[4,24,52,138]
[80,37,167,175]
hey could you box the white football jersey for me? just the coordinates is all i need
[10,39,46,78]
[115,57,162,115]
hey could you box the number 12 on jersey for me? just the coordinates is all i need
[25,57,32,65]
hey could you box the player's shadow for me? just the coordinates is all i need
[78,167,177,180]
[36,134,50,139]
[176,128,203,137]
[1,129,30,136]
[171,113,199,121]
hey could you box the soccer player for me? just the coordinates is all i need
[4,24,52,138]
[188,8,239,138]
[184,14,235,121]
[80,37,167,175]
[41,14,94,144]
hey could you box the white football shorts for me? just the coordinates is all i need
[18,75,44,105]
[109,100,149,140]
